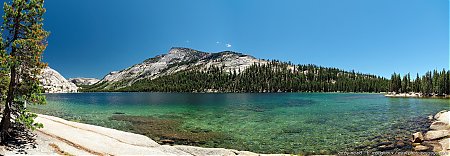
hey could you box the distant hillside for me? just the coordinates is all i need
[82,47,389,93]
[69,78,100,86]
[39,67,78,93]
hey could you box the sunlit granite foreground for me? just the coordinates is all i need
[4,114,286,155]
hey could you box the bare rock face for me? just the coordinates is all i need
[440,138,450,151]
[97,47,268,90]
[434,110,448,120]
[39,67,78,93]
[430,121,450,130]
[68,78,100,86]
[438,111,450,124]
[425,130,449,141]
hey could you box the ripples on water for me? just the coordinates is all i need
[32,93,450,154]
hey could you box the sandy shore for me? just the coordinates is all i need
[0,114,287,155]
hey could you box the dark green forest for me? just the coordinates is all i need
[83,61,391,93]
[82,60,450,96]
[389,69,450,96]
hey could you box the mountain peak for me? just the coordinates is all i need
[96,47,267,89]
[168,47,202,55]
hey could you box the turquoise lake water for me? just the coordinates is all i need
[31,93,449,154]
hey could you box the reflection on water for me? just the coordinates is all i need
[32,93,450,154]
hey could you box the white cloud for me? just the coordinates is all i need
[216,41,220,44]
[226,44,232,48]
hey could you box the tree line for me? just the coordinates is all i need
[390,69,450,96]
[85,61,390,93]
[85,61,450,97]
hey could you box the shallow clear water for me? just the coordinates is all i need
[31,93,449,154]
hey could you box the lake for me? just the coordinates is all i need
[31,93,450,154]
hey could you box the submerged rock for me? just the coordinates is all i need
[160,139,175,144]
[173,145,256,156]
[109,115,227,147]
[376,141,392,147]
[413,145,429,151]
[377,144,395,151]
[395,141,406,148]
[422,141,443,152]
[362,116,431,153]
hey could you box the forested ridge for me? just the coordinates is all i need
[82,59,450,96]
[83,60,390,93]
[389,69,450,96]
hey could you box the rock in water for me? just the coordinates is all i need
[428,115,434,120]
[160,139,175,144]
[422,141,443,152]
[425,130,450,141]
[395,141,406,148]
[377,144,395,151]
[39,67,78,93]
[412,132,424,143]
[430,121,450,130]
[434,110,448,120]
[414,145,429,151]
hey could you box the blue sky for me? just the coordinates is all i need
[1,0,449,79]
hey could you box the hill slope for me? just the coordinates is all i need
[84,47,388,93]
[39,67,78,93]
[69,78,100,86]
[89,47,267,90]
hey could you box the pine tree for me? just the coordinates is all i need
[406,73,411,92]
[421,71,433,96]
[401,74,408,93]
[390,73,401,93]
[447,71,450,95]
[0,0,48,142]
[414,73,421,93]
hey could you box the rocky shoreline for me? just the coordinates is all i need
[385,92,450,98]
[0,114,282,155]
[411,110,450,154]
[385,92,422,98]
[1,111,449,155]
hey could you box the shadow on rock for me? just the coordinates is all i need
[2,127,37,155]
